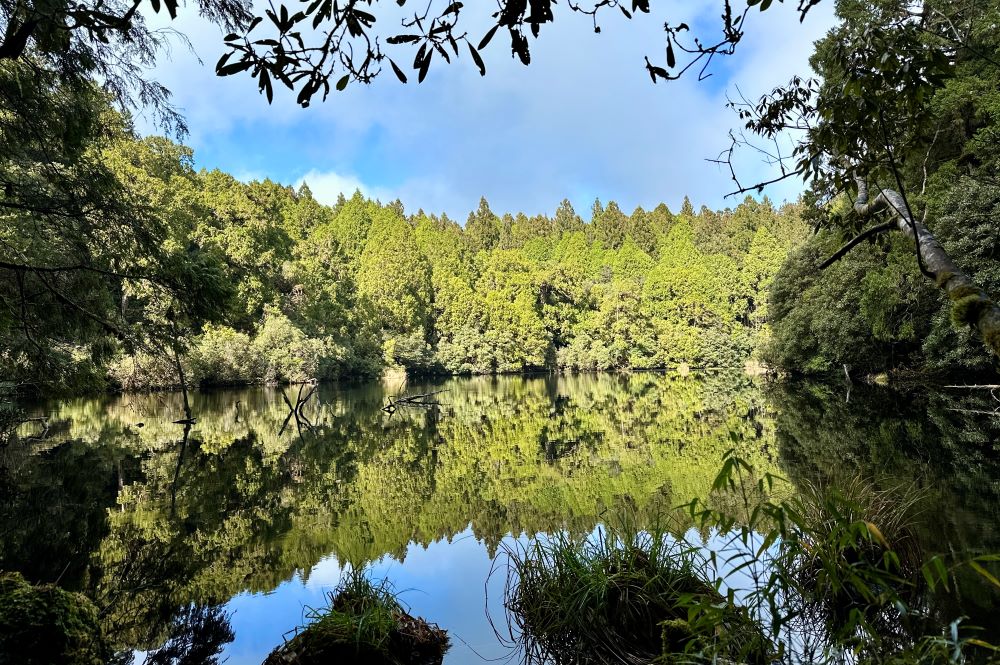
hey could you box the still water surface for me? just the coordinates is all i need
[3,373,1000,662]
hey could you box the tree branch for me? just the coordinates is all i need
[818,221,895,269]
[853,174,1000,358]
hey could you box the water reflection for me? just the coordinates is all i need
[769,381,1000,636]
[2,373,999,661]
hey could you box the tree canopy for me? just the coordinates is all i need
[4,123,809,391]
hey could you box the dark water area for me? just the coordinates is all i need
[3,373,1000,662]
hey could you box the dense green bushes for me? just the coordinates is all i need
[109,311,379,390]
[764,234,936,374]
[764,186,1000,377]
[763,9,1000,378]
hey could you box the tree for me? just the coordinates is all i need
[553,199,584,236]
[733,1,1000,360]
[592,200,629,250]
[510,213,553,248]
[626,206,659,256]
[0,79,231,391]
[643,222,742,366]
[0,0,250,137]
[356,207,433,367]
[327,190,374,262]
[0,0,248,391]
[464,197,502,254]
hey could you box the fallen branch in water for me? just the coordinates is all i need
[946,407,1000,417]
[383,390,447,415]
[942,384,1000,389]
[279,383,318,436]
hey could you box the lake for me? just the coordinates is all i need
[3,372,1000,662]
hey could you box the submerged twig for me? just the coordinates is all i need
[382,390,447,415]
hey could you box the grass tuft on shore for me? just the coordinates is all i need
[263,570,449,665]
[502,526,770,665]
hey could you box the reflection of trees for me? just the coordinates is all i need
[768,381,1000,635]
[0,432,135,590]
[142,604,234,665]
[2,373,776,654]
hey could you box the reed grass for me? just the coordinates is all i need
[501,526,769,665]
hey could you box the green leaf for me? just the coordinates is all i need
[970,560,1000,589]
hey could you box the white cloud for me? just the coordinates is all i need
[137,2,838,219]
[232,168,269,183]
[294,169,463,217]
[301,554,342,590]
[295,169,386,206]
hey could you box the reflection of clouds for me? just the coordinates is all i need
[222,571,328,665]
[302,554,342,591]
[219,528,518,664]
[369,529,516,663]
[138,2,835,220]
[223,526,777,665]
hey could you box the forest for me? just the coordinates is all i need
[3,123,809,393]
[2,1,1000,393]
[6,127,1000,394]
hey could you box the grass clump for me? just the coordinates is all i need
[501,451,1000,665]
[263,570,449,665]
[502,527,770,665]
[783,476,930,658]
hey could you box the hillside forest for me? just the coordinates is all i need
[4,121,809,392]
[6,126,1000,394]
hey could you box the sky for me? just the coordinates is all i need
[139,1,837,221]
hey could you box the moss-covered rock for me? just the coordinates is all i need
[0,572,109,665]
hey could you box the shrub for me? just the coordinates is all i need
[106,350,183,392]
[188,325,257,386]
[0,571,110,665]
[502,528,769,665]
[253,310,320,384]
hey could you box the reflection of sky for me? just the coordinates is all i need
[220,528,517,664]
[219,525,778,664]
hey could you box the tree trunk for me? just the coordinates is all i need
[854,176,1000,357]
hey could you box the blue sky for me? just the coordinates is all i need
[141,1,836,221]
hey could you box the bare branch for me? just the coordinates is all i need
[818,221,896,269]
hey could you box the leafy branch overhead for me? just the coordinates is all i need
[214,0,822,106]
